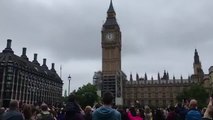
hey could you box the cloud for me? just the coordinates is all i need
[0,0,213,92]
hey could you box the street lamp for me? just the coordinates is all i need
[68,75,71,95]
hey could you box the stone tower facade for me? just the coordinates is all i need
[101,0,125,105]
[102,0,121,74]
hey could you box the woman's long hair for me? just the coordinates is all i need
[129,107,136,117]
[23,104,32,120]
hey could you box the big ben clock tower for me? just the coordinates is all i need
[102,0,121,74]
[101,0,125,105]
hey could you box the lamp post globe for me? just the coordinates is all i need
[68,75,71,95]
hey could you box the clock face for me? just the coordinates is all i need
[106,33,114,41]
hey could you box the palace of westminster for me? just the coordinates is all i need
[93,1,213,107]
[0,1,213,107]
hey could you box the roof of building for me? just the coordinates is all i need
[0,40,63,84]
[102,0,120,30]
[126,79,192,85]
[107,0,115,13]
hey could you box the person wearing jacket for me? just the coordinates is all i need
[144,106,153,120]
[84,106,92,120]
[2,100,24,120]
[185,99,202,120]
[37,103,55,120]
[92,92,121,120]
[127,107,143,120]
[166,106,177,120]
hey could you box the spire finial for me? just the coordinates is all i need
[107,0,115,13]
[103,0,119,29]
[158,72,160,80]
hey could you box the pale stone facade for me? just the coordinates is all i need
[123,77,195,107]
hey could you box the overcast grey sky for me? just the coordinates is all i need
[0,0,213,93]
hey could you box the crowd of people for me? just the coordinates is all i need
[0,92,213,120]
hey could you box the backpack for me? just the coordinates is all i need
[40,112,55,120]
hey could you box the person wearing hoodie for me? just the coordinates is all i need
[92,92,121,120]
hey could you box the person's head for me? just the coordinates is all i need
[9,100,19,110]
[23,104,32,119]
[95,103,102,109]
[136,109,141,116]
[31,106,39,115]
[41,103,48,111]
[189,99,198,109]
[202,107,207,114]
[139,108,145,118]
[68,93,76,102]
[129,107,136,116]
[84,106,92,114]
[0,107,5,114]
[169,106,175,112]
[177,103,182,108]
[102,92,114,105]
[145,106,151,113]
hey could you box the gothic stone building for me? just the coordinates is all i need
[0,39,63,107]
[93,1,206,107]
[123,49,205,107]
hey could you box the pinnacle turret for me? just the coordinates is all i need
[193,49,203,75]
[194,49,200,64]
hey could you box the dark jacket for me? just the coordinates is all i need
[117,109,130,120]
[2,110,24,120]
[175,106,188,120]
[65,102,84,120]
[166,111,176,120]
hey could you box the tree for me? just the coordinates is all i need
[176,84,209,108]
[74,83,99,108]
